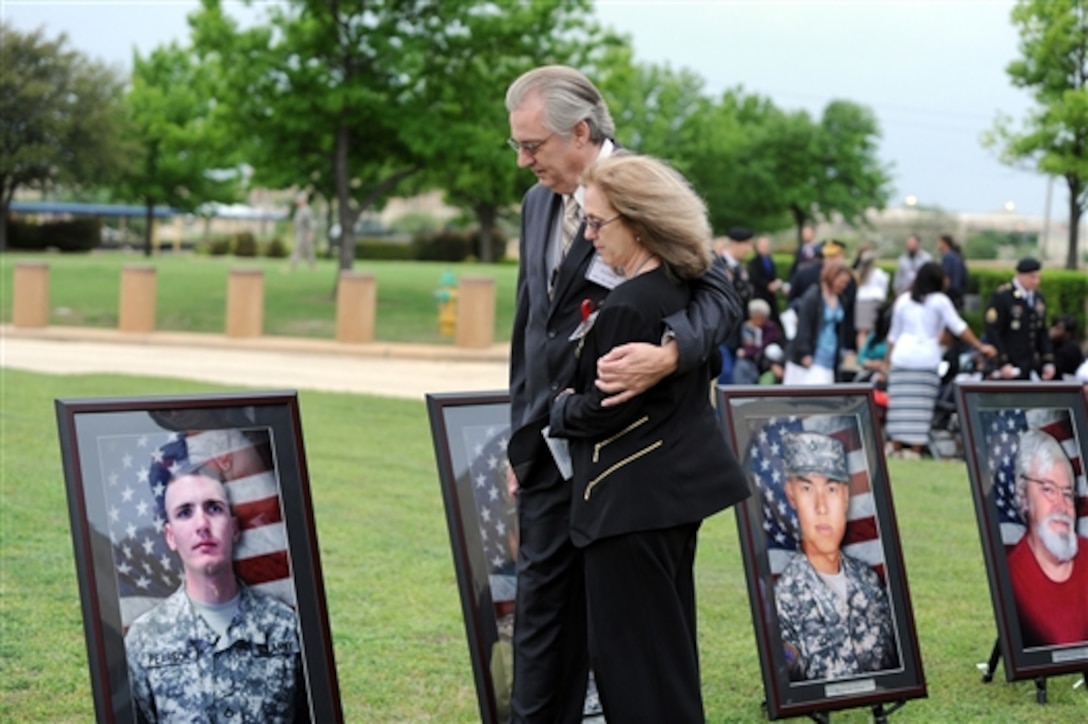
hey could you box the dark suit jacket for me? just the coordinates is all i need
[748,253,780,317]
[548,267,749,545]
[508,181,741,491]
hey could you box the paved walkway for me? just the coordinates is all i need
[1,325,510,400]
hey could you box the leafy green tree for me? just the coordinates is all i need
[673,89,794,235]
[0,22,131,249]
[410,0,601,262]
[592,42,708,157]
[191,0,478,272]
[120,42,241,255]
[986,0,1088,269]
[675,91,891,243]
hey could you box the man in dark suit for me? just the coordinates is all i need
[504,65,740,723]
[985,257,1055,380]
[748,234,782,324]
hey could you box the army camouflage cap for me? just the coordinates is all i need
[783,432,849,482]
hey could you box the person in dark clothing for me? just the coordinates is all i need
[984,257,1054,381]
[938,233,968,310]
[1050,315,1085,379]
[549,152,749,723]
[748,235,783,324]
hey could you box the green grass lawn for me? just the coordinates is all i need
[3,369,1086,721]
[0,252,518,345]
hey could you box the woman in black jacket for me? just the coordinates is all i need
[783,264,853,385]
[548,153,749,723]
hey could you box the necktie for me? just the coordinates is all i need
[562,198,581,257]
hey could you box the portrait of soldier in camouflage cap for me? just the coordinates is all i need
[774,431,900,682]
[124,435,309,723]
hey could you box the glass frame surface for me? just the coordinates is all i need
[55,390,341,723]
[717,384,926,720]
[955,381,1088,682]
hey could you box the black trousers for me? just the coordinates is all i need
[510,477,589,723]
[582,523,705,724]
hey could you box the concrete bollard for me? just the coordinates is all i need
[336,271,377,344]
[226,269,264,338]
[12,261,49,328]
[455,275,496,349]
[118,265,157,334]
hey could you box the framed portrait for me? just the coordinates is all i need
[955,382,1088,682]
[425,390,602,724]
[55,391,342,723]
[717,385,927,720]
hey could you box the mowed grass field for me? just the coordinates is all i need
[3,368,1087,721]
[0,252,519,345]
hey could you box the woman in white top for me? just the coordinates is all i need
[852,246,890,352]
[884,262,995,458]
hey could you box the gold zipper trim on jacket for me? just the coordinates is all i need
[592,415,650,463]
[584,439,663,500]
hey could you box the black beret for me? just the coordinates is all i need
[728,226,753,242]
[1016,257,1041,273]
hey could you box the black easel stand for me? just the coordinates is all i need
[980,638,1049,704]
[803,699,907,722]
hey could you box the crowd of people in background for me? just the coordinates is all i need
[716,228,1088,457]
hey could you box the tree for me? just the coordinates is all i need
[190,0,469,274]
[986,0,1088,269]
[592,43,708,157]
[673,89,796,235]
[674,90,891,243]
[0,22,131,249]
[120,42,242,255]
[410,0,601,262]
[805,100,893,240]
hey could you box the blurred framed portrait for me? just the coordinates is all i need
[426,391,522,724]
[425,390,603,724]
[717,385,926,720]
[55,391,341,723]
[956,382,1088,682]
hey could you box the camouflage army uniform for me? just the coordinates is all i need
[774,552,899,682]
[125,582,304,723]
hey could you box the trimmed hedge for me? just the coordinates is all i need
[6,218,101,253]
[353,239,416,261]
[412,228,507,262]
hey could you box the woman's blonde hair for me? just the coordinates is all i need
[580,153,712,280]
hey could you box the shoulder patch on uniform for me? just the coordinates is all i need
[996,283,1012,292]
[985,307,998,324]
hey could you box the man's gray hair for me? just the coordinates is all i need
[505,65,615,143]
[1015,428,1075,517]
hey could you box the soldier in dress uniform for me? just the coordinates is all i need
[984,257,1055,380]
[125,459,307,723]
[773,432,899,682]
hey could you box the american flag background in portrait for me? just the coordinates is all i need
[979,407,1086,546]
[745,414,884,578]
[461,423,517,604]
[96,427,294,630]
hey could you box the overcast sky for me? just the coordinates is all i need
[3,0,1055,217]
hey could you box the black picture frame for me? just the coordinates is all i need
[425,390,520,724]
[955,381,1088,682]
[55,390,342,723]
[717,384,927,720]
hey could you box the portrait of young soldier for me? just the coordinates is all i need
[773,432,899,682]
[1006,428,1088,648]
[124,449,307,723]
